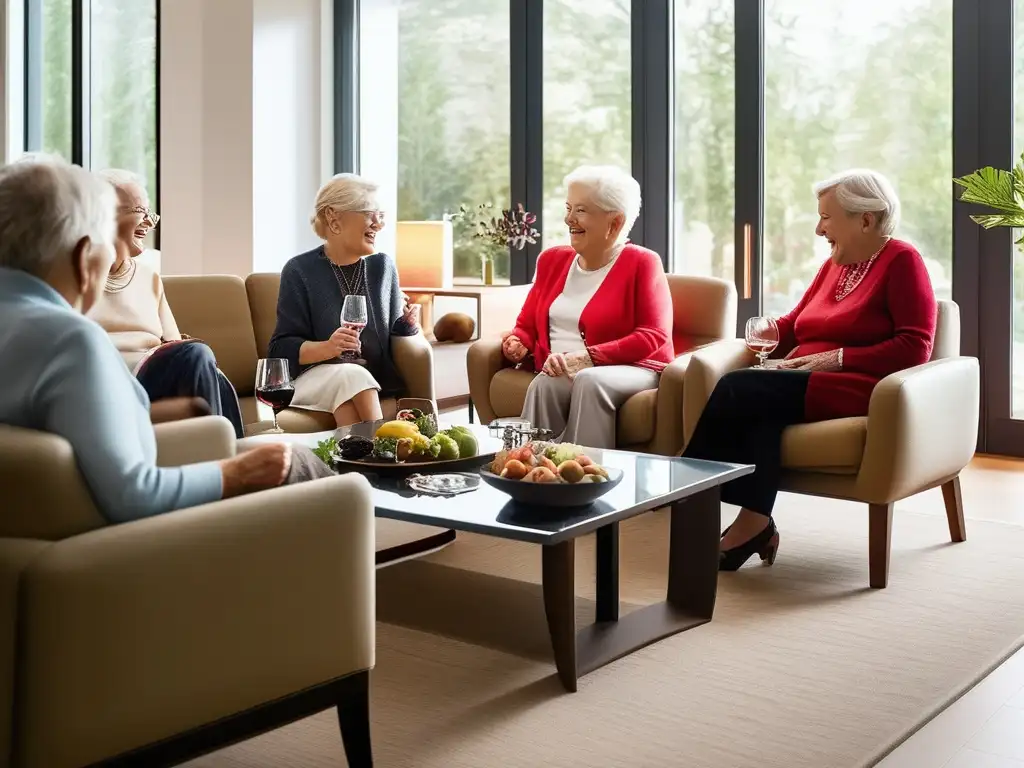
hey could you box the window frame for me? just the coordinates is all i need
[22,0,161,248]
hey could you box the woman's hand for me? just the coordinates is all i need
[765,349,842,372]
[323,326,361,357]
[501,331,528,363]
[401,295,421,329]
[542,352,568,377]
[564,350,594,378]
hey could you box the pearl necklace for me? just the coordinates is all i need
[104,258,137,294]
[834,240,890,302]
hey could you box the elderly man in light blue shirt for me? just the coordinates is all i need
[0,158,291,522]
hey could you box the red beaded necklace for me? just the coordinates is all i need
[834,239,890,302]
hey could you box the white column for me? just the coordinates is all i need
[358,0,399,260]
[159,0,332,276]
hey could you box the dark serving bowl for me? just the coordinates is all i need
[478,466,624,508]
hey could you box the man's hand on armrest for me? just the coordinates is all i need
[220,443,294,498]
[149,397,212,424]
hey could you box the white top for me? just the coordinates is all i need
[548,249,621,355]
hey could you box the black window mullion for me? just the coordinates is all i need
[509,0,543,286]
[733,0,764,335]
[630,0,673,270]
[333,0,360,174]
[71,0,90,167]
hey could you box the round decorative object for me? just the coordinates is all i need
[433,312,476,343]
[478,465,624,508]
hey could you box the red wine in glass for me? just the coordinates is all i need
[255,358,293,433]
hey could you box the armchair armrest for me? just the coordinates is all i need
[855,356,980,504]
[392,332,435,402]
[149,396,212,425]
[467,338,508,424]
[682,339,753,447]
[154,414,237,467]
[16,473,376,768]
[648,353,692,456]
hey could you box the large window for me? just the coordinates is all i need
[1011,0,1024,417]
[24,0,159,214]
[25,0,73,159]
[542,0,631,249]
[672,0,735,281]
[762,0,954,317]
[396,0,510,282]
[89,0,158,194]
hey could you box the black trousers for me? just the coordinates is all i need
[682,368,810,517]
[137,341,245,439]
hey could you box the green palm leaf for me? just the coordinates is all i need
[953,165,1023,214]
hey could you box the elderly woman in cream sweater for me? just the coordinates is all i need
[88,169,245,437]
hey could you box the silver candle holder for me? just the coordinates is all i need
[487,418,554,451]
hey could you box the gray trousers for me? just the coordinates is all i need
[521,366,660,449]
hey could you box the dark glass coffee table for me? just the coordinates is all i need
[261,423,753,692]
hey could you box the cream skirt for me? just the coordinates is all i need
[290,363,380,414]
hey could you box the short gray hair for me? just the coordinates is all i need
[97,167,148,191]
[310,173,379,239]
[563,164,642,244]
[0,159,117,277]
[812,169,901,237]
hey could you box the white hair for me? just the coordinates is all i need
[563,164,642,244]
[310,173,379,239]
[0,159,117,277]
[812,168,901,237]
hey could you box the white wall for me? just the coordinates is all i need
[160,0,333,276]
[359,0,399,260]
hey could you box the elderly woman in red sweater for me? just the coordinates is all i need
[683,168,938,571]
[500,164,674,448]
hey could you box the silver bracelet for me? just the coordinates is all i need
[837,347,844,370]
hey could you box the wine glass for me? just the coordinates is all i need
[745,316,780,368]
[255,358,294,434]
[340,295,368,365]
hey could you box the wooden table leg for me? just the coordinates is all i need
[667,487,721,618]
[595,523,619,622]
[541,488,722,692]
[542,540,577,692]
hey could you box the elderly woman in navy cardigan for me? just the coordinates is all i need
[269,173,420,427]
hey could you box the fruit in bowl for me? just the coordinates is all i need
[489,442,609,484]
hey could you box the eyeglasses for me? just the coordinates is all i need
[121,206,160,226]
[353,209,385,225]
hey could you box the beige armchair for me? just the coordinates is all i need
[161,274,435,435]
[467,274,737,455]
[682,300,979,588]
[0,417,376,768]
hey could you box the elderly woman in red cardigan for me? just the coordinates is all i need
[500,164,674,448]
[683,168,938,571]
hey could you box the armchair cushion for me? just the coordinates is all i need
[780,417,867,475]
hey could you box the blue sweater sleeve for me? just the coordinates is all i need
[38,322,223,523]
[268,262,313,379]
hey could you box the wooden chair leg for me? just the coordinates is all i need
[941,475,967,543]
[868,503,893,589]
[337,670,373,767]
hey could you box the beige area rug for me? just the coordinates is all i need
[186,498,1024,768]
